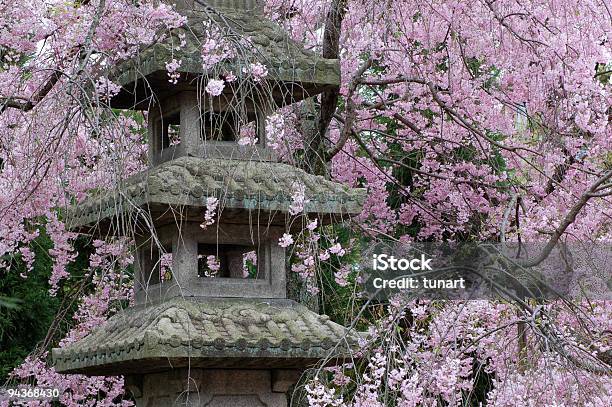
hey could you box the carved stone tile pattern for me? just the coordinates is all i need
[113,6,341,89]
[52,297,360,374]
[66,156,366,228]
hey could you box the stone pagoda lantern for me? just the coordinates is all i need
[52,1,365,406]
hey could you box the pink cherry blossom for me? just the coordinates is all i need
[205,79,225,96]
[279,233,294,248]
[0,1,610,405]
[200,196,219,229]
[165,58,182,84]
[243,63,269,82]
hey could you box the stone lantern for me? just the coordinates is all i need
[52,1,365,406]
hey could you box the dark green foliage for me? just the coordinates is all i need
[0,230,58,382]
[318,227,370,330]
[0,227,93,383]
[467,360,495,406]
[0,296,21,310]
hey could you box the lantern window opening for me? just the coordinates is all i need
[160,111,181,150]
[200,109,238,142]
[139,242,173,290]
[197,243,261,280]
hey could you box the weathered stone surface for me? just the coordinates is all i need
[65,156,366,230]
[132,222,287,303]
[170,0,262,11]
[109,3,340,109]
[126,369,295,407]
[52,297,359,375]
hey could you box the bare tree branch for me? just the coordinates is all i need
[519,169,612,267]
[0,72,62,114]
[325,58,373,160]
[0,0,103,115]
[304,0,347,174]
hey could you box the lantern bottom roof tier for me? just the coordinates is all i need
[52,297,360,375]
[66,156,366,234]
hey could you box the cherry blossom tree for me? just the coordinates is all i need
[0,0,610,405]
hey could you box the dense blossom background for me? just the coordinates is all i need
[0,0,610,405]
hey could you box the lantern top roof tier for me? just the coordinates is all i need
[108,0,340,110]
[65,156,366,235]
[52,297,359,375]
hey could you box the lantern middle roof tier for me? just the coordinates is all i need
[66,157,366,234]
[109,2,340,110]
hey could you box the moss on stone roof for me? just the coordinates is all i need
[52,297,360,375]
[65,157,366,230]
[110,5,340,108]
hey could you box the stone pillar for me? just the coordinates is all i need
[126,369,301,407]
[172,232,198,288]
[179,92,201,157]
